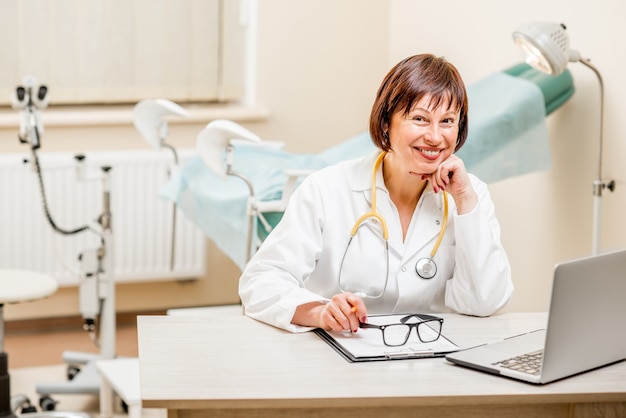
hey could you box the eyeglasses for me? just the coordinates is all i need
[359,314,444,347]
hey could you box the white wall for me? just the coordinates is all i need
[1,0,390,320]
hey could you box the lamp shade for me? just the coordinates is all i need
[134,99,190,149]
[196,119,261,179]
[512,22,581,75]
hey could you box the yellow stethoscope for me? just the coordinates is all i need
[338,151,449,298]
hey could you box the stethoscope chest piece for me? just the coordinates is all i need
[415,257,437,279]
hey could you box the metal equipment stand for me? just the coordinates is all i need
[11,76,117,411]
[35,167,116,410]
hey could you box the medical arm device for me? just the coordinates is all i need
[12,76,116,410]
[196,120,262,263]
[134,99,189,270]
[11,75,47,151]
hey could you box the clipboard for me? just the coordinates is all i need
[314,313,460,362]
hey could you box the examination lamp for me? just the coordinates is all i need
[513,22,615,255]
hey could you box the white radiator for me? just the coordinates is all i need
[0,148,206,286]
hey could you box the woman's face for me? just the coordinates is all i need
[387,94,460,177]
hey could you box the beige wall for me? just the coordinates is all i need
[389,0,626,311]
[246,0,390,151]
[4,0,625,321]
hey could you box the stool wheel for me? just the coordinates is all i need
[67,365,81,381]
[39,395,57,411]
[21,404,37,414]
[11,393,35,414]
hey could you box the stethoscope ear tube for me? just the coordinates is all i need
[339,152,450,298]
[415,191,448,279]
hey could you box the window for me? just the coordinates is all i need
[0,0,247,106]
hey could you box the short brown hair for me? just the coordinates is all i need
[369,54,468,152]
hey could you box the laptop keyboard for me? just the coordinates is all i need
[493,350,543,375]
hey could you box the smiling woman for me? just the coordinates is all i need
[0,0,248,106]
[239,54,514,334]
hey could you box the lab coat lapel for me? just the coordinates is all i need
[350,151,379,192]
[350,152,404,251]
[350,152,446,256]
[405,191,446,258]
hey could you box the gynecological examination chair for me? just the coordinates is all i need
[161,62,576,271]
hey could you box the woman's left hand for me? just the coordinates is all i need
[427,154,477,214]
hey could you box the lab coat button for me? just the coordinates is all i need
[401,266,407,272]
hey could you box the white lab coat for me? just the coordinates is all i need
[239,151,513,332]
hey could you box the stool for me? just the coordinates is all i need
[0,269,58,418]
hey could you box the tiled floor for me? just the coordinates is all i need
[10,363,166,418]
[4,320,164,418]
[11,364,102,414]
[5,323,140,369]
[5,307,239,417]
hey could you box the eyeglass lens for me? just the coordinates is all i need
[382,320,442,346]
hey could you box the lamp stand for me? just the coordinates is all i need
[581,59,615,255]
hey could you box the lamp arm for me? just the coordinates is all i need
[579,58,605,186]
[580,58,616,256]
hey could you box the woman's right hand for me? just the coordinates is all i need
[292,292,367,332]
[317,292,367,332]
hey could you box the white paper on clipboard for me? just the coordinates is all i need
[314,313,459,362]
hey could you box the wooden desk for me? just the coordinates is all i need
[137,313,626,418]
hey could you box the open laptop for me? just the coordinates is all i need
[446,249,626,384]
